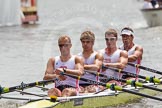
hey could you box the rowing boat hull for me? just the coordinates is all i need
[19,85,162,108]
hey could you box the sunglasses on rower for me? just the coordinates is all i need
[58,44,70,48]
[105,37,116,41]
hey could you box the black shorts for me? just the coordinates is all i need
[122,74,135,79]
[79,83,92,88]
[99,78,112,83]
[57,85,75,91]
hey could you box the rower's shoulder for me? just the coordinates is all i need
[119,49,128,57]
[92,51,103,61]
[48,57,55,63]
[74,55,84,62]
[135,44,143,51]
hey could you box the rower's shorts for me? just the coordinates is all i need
[57,85,75,91]
[122,74,135,79]
[99,78,112,83]
[79,83,91,88]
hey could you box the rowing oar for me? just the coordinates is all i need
[85,70,162,92]
[15,90,47,97]
[0,78,58,94]
[102,66,162,84]
[60,72,162,101]
[127,62,162,75]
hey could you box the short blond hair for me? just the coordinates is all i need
[58,35,71,44]
[105,29,118,39]
[80,31,95,41]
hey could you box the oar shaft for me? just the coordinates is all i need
[122,89,162,101]
[15,90,47,97]
[0,96,32,101]
[128,63,162,75]
[0,78,57,94]
[103,66,162,84]
[142,85,162,92]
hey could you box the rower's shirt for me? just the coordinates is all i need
[119,44,141,74]
[54,55,76,87]
[78,51,97,84]
[99,49,122,78]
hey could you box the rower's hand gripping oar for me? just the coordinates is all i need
[59,72,162,101]
[85,70,162,92]
[0,78,58,94]
[127,62,162,75]
[102,66,162,84]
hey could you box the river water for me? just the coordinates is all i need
[0,0,162,107]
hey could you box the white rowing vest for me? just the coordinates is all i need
[78,52,97,84]
[99,49,122,78]
[119,44,141,74]
[54,55,76,87]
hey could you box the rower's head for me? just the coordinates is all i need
[80,31,95,50]
[121,27,134,48]
[121,27,134,37]
[80,31,95,42]
[105,29,118,48]
[58,35,72,56]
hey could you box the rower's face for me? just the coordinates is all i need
[81,39,94,51]
[58,40,71,56]
[105,34,117,48]
[121,34,133,48]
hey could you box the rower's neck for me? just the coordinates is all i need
[60,54,72,62]
[105,47,117,55]
[124,43,134,51]
[82,50,94,58]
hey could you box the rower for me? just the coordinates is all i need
[78,31,104,93]
[99,28,128,84]
[43,35,84,97]
[119,27,143,80]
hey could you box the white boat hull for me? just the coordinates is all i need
[141,8,162,27]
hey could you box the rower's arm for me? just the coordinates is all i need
[43,58,57,80]
[128,45,143,62]
[84,53,103,71]
[61,56,84,76]
[104,51,128,69]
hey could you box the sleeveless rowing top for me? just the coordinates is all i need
[78,52,97,84]
[119,44,141,74]
[99,49,122,78]
[54,55,76,87]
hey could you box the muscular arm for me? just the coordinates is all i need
[104,51,128,69]
[128,45,143,62]
[84,53,103,71]
[43,58,58,80]
[61,56,84,76]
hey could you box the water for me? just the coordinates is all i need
[0,0,162,107]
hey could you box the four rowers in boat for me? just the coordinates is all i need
[44,27,143,97]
